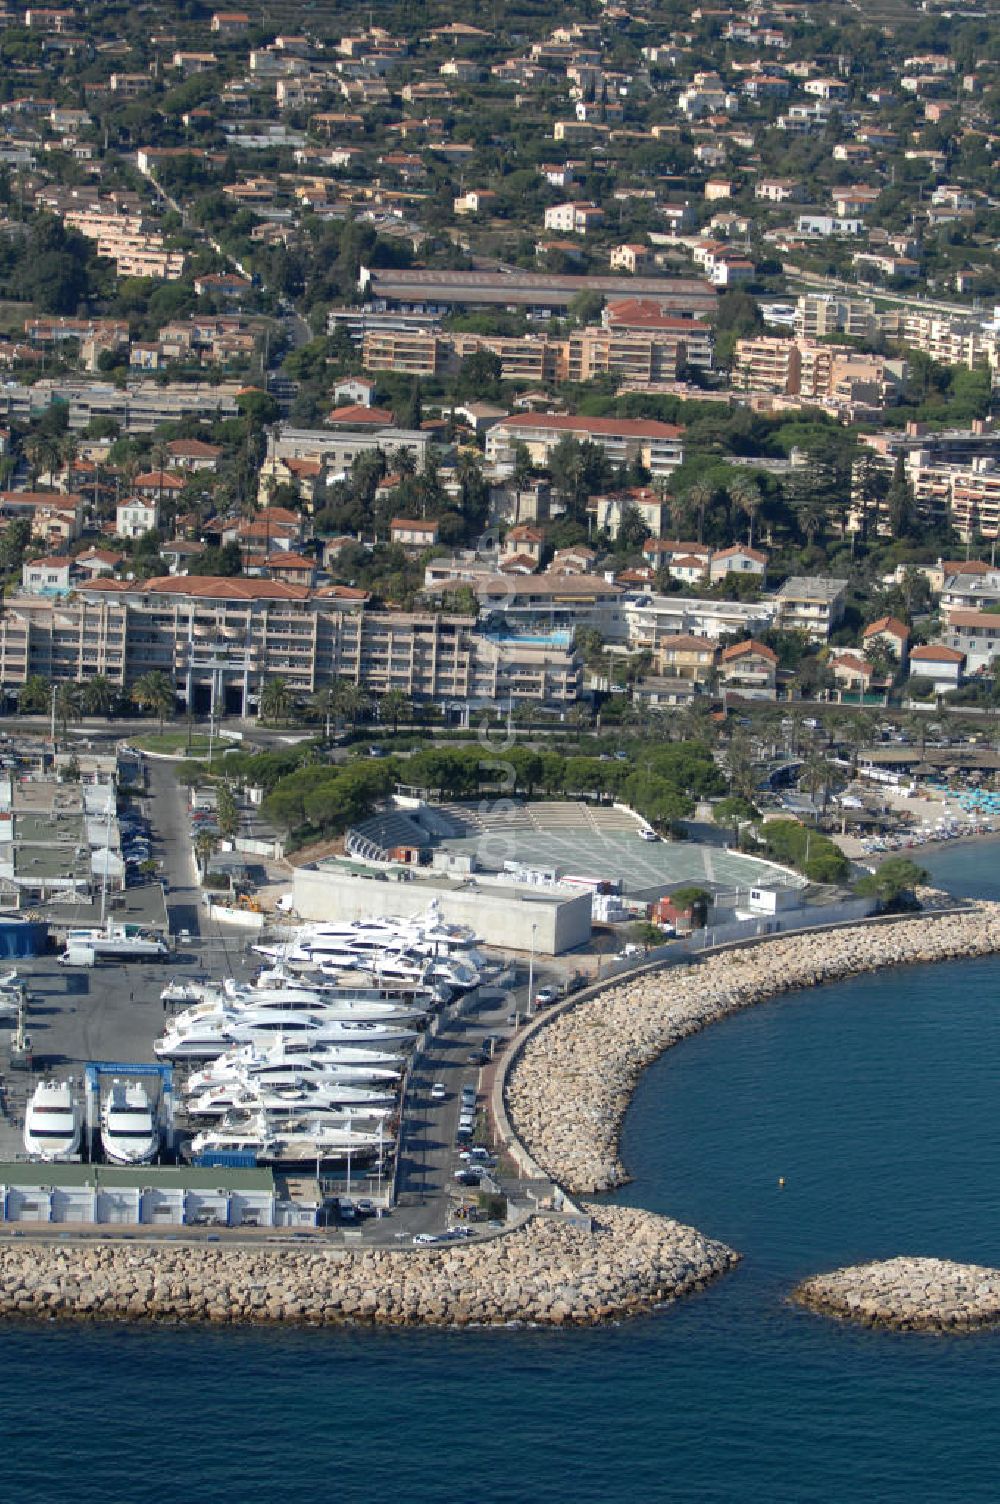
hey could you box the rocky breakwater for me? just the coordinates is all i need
[0,1205,737,1327]
[507,902,1000,1194]
[793,1257,1000,1332]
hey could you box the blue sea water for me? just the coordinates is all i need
[4,842,1000,1504]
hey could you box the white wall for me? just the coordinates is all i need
[292,867,592,954]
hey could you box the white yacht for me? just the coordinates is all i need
[155,1009,417,1060]
[101,1080,159,1165]
[186,1041,403,1091]
[189,1116,388,1163]
[186,1078,396,1120]
[173,992,418,1028]
[23,1079,81,1161]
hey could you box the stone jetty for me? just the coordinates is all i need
[507,902,1000,1194]
[793,1257,1000,1332]
[0,1204,736,1327]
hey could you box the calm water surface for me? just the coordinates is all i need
[3,842,999,1504]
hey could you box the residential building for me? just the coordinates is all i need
[609,244,652,273]
[486,413,684,480]
[774,576,848,639]
[503,524,545,564]
[708,546,768,583]
[453,189,498,216]
[593,488,667,540]
[3,575,580,712]
[830,651,878,694]
[21,555,71,595]
[718,639,778,700]
[655,634,718,685]
[116,499,159,538]
[390,518,440,550]
[543,202,605,235]
[863,615,910,665]
[908,643,965,694]
[943,610,1000,673]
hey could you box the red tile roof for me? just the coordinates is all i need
[142,575,312,601]
[910,644,965,662]
[720,638,778,663]
[863,614,909,640]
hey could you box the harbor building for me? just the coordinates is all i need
[0,1162,319,1228]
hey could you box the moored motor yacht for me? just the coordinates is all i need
[155,1009,418,1060]
[186,1079,395,1121]
[185,1040,403,1091]
[101,1080,159,1165]
[23,1079,81,1161]
[189,1114,388,1163]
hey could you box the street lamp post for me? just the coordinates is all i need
[527,922,537,1018]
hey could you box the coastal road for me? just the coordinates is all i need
[392,974,549,1237]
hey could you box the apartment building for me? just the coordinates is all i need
[363,321,711,387]
[604,301,715,366]
[63,210,185,280]
[733,335,801,395]
[362,329,448,377]
[856,431,1000,540]
[943,610,1000,673]
[486,413,685,479]
[271,424,432,472]
[794,294,878,340]
[733,335,905,413]
[0,380,241,433]
[1,576,581,712]
[543,202,605,236]
[774,576,848,639]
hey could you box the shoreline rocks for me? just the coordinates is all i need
[507,902,1000,1194]
[0,1205,738,1328]
[793,1258,1000,1332]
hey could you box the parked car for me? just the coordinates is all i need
[534,987,558,1007]
[430,1082,446,1101]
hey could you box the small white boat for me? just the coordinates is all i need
[23,1079,81,1161]
[101,1080,159,1165]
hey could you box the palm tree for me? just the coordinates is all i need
[150,441,171,511]
[669,492,695,539]
[799,496,828,548]
[54,680,82,738]
[81,674,116,718]
[685,482,713,543]
[335,679,369,729]
[18,674,51,715]
[379,688,410,733]
[26,433,61,488]
[730,478,762,548]
[309,685,340,739]
[193,828,218,880]
[259,676,292,723]
[800,751,837,810]
[60,433,79,488]
[132,670,175,732]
